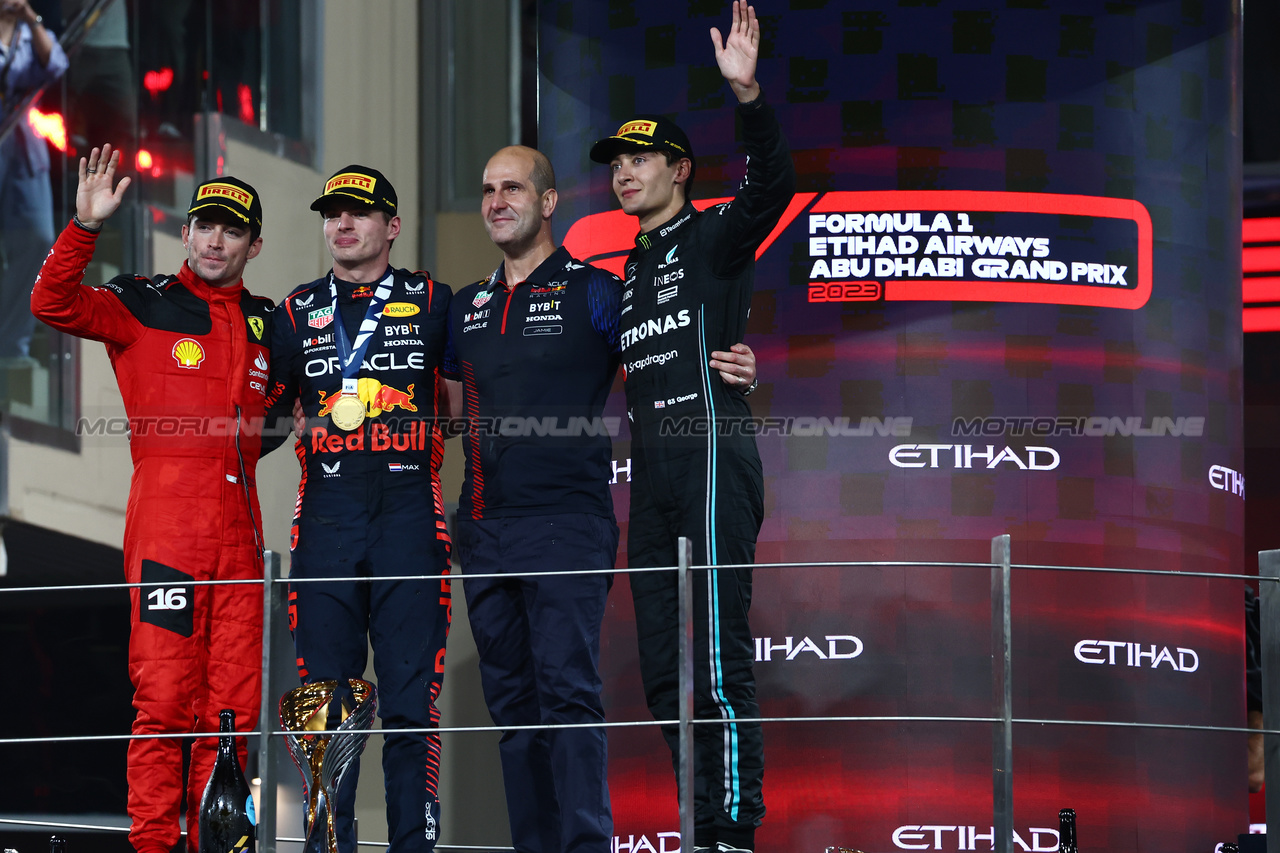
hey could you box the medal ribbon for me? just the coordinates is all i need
[330,271,394,395]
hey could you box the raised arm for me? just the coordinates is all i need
[30,145,144,347]
[710,0,761,104]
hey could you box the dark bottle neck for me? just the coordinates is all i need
[217,709,238,757]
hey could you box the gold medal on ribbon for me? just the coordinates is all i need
[330,394,365,431]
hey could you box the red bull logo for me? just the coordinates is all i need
[317,380,416,418]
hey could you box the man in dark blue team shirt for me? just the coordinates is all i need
[441,145,755,853]
[442,145,621,853]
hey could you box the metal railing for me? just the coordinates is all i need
[0,535,1268,852]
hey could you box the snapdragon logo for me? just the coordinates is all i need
[890,444,1060,470]
[1074,640,1199,673]
[892,824,1059,851]
[628,350,679,373]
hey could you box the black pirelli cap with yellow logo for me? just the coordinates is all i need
[310,165,398,216]
[188,176,263,235]
[589,115,695,165]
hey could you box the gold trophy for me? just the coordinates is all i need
[279,679,378,853]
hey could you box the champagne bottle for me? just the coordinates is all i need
[198,709,257,853]
[49,837,66,853]
[1058,808,1078,853]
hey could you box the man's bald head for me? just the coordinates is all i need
[481,146,560,259]
[488,145,556,198]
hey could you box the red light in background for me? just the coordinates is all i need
[237,84,255,124]
[143,67,174,98]
[28,107,68,152]
[135,149,162,178]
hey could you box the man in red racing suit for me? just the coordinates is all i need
[30,145,275,853]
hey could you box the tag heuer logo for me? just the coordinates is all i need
[308,306,334,329]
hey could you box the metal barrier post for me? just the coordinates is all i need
[677,536,695,851]
[258,550,282,853]
[991,534,1013,853]
[1260,549,1280,850]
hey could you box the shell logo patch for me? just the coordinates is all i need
[173,339,205,368]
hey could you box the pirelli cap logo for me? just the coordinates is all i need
[616,119,657,137]
[196,182,254,209]
[325,173,376,195]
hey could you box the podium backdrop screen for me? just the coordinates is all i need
[538,2,1244,849]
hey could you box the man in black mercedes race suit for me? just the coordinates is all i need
[589,4,796,852]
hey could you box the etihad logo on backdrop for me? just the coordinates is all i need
[890,444,1060,470]
[196,182,253,207]
[325,172,375,194]
[755,634,863,662]
[611,831,679,853]
[172,339,205,368]
[1074,640,1200,673]
[1209,464,1244,498]
[892,824,1060,850]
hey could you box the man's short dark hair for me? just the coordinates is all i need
[658,149,695,201]
[528,148,557,197]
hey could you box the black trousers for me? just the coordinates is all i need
[458,512,617,853]
[628,440,765,851]
[290,471,452,853]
